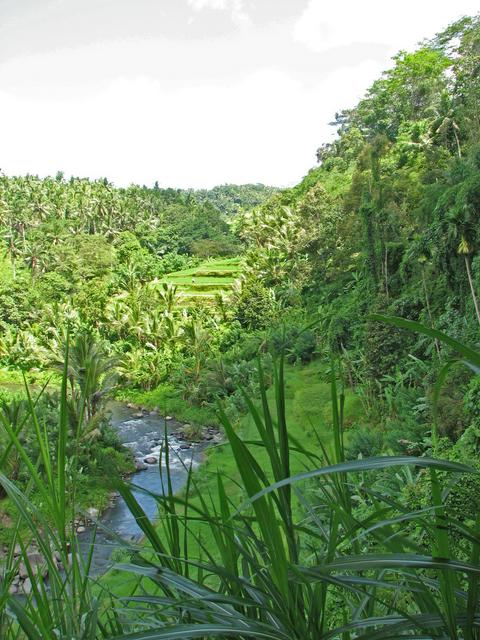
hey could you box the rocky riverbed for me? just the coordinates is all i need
[75,402,220,573]
[122,403,222,469]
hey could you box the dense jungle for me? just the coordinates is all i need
[1,14,480,639]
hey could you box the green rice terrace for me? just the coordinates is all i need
[160,256,242,303]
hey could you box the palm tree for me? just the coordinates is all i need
[445,187,480,325]
[52,332,119,432]
[428,91,463,158]
[182,319,212,387]
[157,283,178,314]
[436,113,462,158]
[23,239,47,276]
[457,231,480,325]
[405,235,442,356]
[3,228,22,279]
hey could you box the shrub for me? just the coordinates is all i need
[345,425,384,459]
[90,445,134,478]
[386,424,428,455]
[363,314,412,381]
[434,366,471,440]
[234,277,278,330]
[268,324,318,363]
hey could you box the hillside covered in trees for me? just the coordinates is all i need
[1,13,480,640]
[239,14,480,456]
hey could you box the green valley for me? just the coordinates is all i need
[1,11,480,640]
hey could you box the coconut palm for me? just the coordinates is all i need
[157,282,178,314]
[51,332,119,433]
[182,318,212,387]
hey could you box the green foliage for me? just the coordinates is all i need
[435,367,471,440]
[118,381,219,427]
[363,303,414,380]
[3,307,480,638]
[51,233,115,281]
[35,271,73,302]
[0,271,39,328]
[267,319,318,364]
[345,426,384,459]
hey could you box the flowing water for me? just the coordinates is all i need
[77,402,205,573]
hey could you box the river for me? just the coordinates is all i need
[77,402,206,573]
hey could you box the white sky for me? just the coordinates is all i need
[0,0,478,189]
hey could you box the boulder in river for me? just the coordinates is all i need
[19,553,48,578]
[22,578,33,595]
[144,456,157,465]
[67,552,81,567]
[132,412,144,419]
[18,562,29,579]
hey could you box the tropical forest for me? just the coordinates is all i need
[2,12,480,640]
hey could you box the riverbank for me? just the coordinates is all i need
[1,401,211,586]
[0,366,219,428]
[173,359,364,544]
[0,369,215,550]
[0,383,135,548]
[116,381,221,429]
[75,404,216,574]
[101,359,366,595]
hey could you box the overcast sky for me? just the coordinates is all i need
[0,1,478,189]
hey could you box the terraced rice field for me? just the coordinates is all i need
[160,257,242,304]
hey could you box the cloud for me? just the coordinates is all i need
[0,55,387,189]
[0,1,478,188]
[187,0,251,27]
[294,0,480,55]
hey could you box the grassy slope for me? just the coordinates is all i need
[103,359,365,594]
[193,359,363,513]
